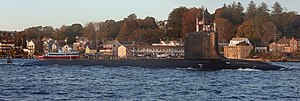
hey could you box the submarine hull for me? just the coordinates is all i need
[24,59,283,71]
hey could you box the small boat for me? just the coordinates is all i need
[37,52,80,60]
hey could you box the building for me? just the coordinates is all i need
[42,38,54,53]
[85,46,98,55]
[73,36,89,52]
[0,41,15,54]
[99,40,122,58]
[152,41,183,46]
[117,45,130,59]
[113,41,184,59]
[23,40,36,58]
[289,37,298,52]
[62,44,72,53]
[268,42,277,52]
[128,45,184,59]
[254,47,268,53]
[268,37,300,53]
[224,38,253,59]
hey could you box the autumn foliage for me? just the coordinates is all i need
[14,1,300,47]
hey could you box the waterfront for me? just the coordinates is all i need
[0,59,299,100]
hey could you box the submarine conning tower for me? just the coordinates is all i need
[185,31,226,60]
[184,8,226,60]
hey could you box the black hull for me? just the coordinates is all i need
[24,59,284,71]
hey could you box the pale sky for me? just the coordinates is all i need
[0,0,297,31]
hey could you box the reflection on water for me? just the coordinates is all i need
[0,59,299,100]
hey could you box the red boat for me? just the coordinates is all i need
[38,52,80,60]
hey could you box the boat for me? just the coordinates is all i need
[37,52,80,60]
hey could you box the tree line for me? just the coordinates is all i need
[14,1,300,47]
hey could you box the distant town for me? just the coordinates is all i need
[1,1,300,61]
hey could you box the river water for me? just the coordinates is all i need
[0,59,299,100]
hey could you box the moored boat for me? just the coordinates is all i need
[37,52,80,60]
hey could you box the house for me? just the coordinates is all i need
[268,37,300,53]
[276,38,291,52]
[289,37,298,52]
[23,40,35,58]
[99,40,122,58]
[73,36,89,52]
[42,38,54,53]
[268,42,277,52]
[255,47,268,53]
[224,38,253,59]
[0,41,15,53]
[117,45,129,59]
[62,44,73,53]
[85,46,98,55]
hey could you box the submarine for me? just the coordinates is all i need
[23,9,284,70]
[24,26,284,71]
[24,31,284,71]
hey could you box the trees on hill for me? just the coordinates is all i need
[15,1,300,47]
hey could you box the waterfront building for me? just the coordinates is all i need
[127,45,184,59]
[100,40,134,59]
[85,46,98,55]
[23,40,36,58]
[73,36,89,52]
[152,40,183,46]
[62,44,72,53]
[0,41,15,53]
[289,37,298,52]
[117,45,130,59]
[224,38,253,59]
[42,38,54,53]
[268,37,300,53]
[99,40,121,58]
[268,42,278,52]
[254,47,268,53]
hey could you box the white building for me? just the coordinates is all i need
[25,40,35,57]
[255,47,268,53]
[152,41,183,46]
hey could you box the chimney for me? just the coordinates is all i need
[196,18,199,32]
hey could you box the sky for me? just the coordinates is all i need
[0,0,298,31]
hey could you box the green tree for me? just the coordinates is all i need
[138,17,158,29]
[214,2,244,26]
[272,2,283,14]
[257,2,270,20]
[53,24,84,44]
[167,6,189,40]
[245,1,257,20]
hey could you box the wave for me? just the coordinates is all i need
[237,68,261,72]
[279,67,300,71]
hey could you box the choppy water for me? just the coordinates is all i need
[0,59,300,100]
